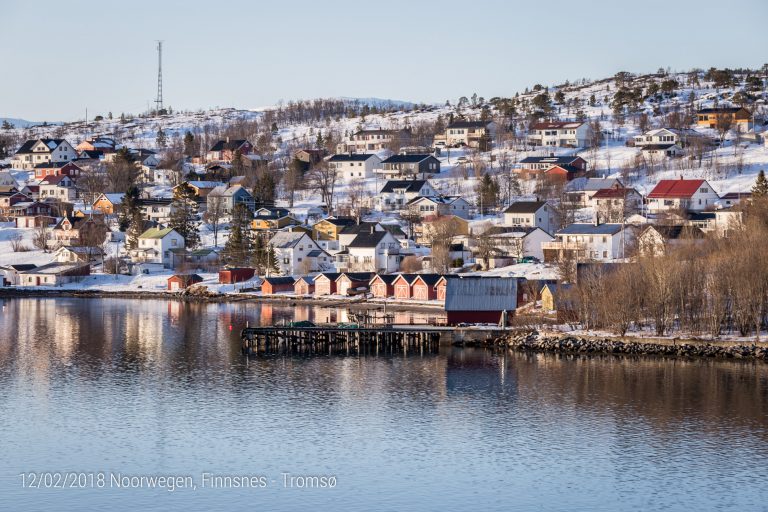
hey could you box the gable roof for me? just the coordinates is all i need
[698,107,748,114]
[264,276,296,285]
[446,121,490,129]
[313,272,342,282]
[380,179,429,193]
[347,231,390,248]
[338,272,376,282]
[504,201,546,214]
[209,139,250,152]
[558,223,624,235]
[328,154,378,162]
[519,155,584,166]
[139,227,177,239]
[370,274,399,285]
[591,187,639,199]
[269,231,308,249]
[412,273,442,287]
[15,138,68,155]
[381,154,434,164]
[648,179,706,199]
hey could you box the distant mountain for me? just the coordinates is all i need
[0,117,62,128]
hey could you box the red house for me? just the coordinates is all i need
[219,267,256,284]
[294,276,315,295]
[393,274,416,300]
[313,273,342,296]
[369,274,397,298]
[168,274,203,291]
[262,276,295,294]
[411,274,442,301]
[336,272,375,296]
[34,161,82,180]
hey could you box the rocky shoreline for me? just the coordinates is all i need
[476,330,768,361]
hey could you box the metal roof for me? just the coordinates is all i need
[444,277,517,312]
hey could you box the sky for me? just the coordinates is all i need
[2,0,767,122]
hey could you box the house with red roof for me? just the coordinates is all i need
[647,178,719,213]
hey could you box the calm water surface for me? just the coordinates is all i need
[1,297,767,511]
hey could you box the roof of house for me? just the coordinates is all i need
[338,272,376,282]
[347,231,390,248]
[565,177,623,192]
[313,272,342,282]
[719,192,752,200]
[591,187,638,199]
[209,184,252,198]
[380,180,429,193]
[648,179,706,199]
[446,121,490,129]
[643,225,706,240]
[328,154,378,162]
[33,160,79,169]
[269,231,308,249]
[264,276,296,285]
[315,216,357,227]
[40,174,74,185]
[209,139,250,151]
[504,201,546,214]
[139,227,177,239]
[557,223,624,235]
[519,155,583,165]
[186,180,224,189]
[698,107,747,114]
[412,273,442,287]
[169,274,203,284]
[641,144,679,151]
[100,193,125,204]
[370,274,400,285]
[444,277,518,312]
[531,121,584,130]
[19,262,88,275]
[0,264,37,271]
[15,138,68,155]
[381,154,434,164]
[340,222,381,235]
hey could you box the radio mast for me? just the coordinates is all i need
[155,41,163,113]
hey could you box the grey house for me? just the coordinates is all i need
[207,184,256,214]
[380,154,441,179]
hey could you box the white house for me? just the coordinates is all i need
[377,180,437,212]
[483,227,554,262]
[633,128,682,147]
[130,227,185,268]
[503,201,556,234]
[405,195,471,219]
[565,177,625,206]
[435,121,495,148]
[268,231,330,276]
[11,138,78,170]
[647,178,720,213]
[39,174,79,202]
[527,121,591,148]
[544,223,634,262]
[327,154,381,182]
[337,129,410,153]
[337,229,400,273]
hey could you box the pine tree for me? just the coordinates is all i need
[753,170,768,197]
[156,128,167,149]
[316,131,324,149]
[183,131,195,157]
[126,211,145,251]
[118,186,141,231]
[266,244,279,275]
[222,204,253,266]
[169,182,200,248]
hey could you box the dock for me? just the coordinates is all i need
[241,325,444,356]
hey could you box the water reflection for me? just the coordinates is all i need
[0,298,767,512]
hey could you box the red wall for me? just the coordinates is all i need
[219,268,255,284]
[446,310,509,325]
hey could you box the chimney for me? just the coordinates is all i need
[370,225,374,234]
[549,152,555,157]
[226,136,230,143]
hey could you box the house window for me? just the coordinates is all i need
[603,251,608,258]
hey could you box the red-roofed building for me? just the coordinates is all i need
[647,178,719,213]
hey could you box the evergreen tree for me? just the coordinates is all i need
[169,182,200,248]
[753,170,768,198]
[477,173,500,215]
[126,211,145,251]
[183,131,195,156]
[156,128,167,149]
[222,204,253,266]
[1,120,13,130]
[118,186,141,232]
[316,131,324,149]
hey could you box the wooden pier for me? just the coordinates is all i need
[241,325,443,356]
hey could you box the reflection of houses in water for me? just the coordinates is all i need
[445,349,517,395]
[166,301,181,323]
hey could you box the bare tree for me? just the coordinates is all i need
[203,195,225,248]
[307,161,337,213]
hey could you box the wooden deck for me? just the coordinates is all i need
[241,325,443,356]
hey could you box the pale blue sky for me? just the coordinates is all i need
[2,0,766,121]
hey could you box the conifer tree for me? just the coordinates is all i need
[753,170,768,198]
[118,186,141,232]
[183,131,195,156]
[156,128,167,149]
[222,203,253,266]
[169,182,200,248]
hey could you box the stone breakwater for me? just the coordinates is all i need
[491,330,768,361]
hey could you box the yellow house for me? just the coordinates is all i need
[696,107,751,129]
[92,193,125,215]
[311,217,356,241]
[416,215,470,245]
[250,207,299,231]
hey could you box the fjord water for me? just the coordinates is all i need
[1,298,767,512]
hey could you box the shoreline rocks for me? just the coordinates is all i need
[488,330,768,361]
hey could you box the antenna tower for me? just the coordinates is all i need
[155,41,163,113]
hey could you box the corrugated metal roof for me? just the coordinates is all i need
[648,179,705,199]
[444,277,517,312]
